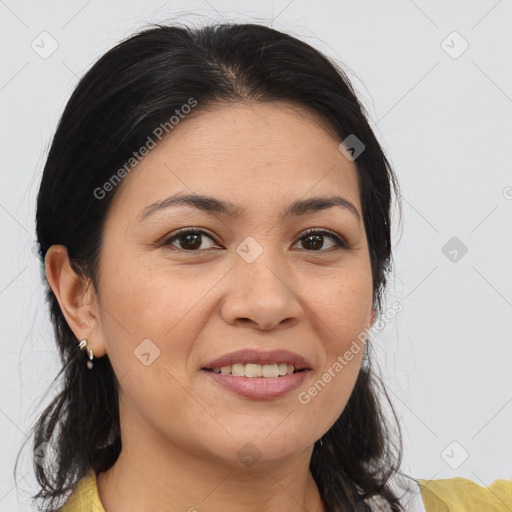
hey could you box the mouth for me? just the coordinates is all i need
[200,349,312,399]
[202,363,308,378]
[202,348,312,376]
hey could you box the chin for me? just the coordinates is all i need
[208,433,313,468]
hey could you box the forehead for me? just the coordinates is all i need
[107,101,362,222]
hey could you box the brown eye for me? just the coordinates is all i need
[163,229,218,251]
[294,229,347,252]
[162,228,348,253]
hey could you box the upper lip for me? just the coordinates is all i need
[202,349,312,370]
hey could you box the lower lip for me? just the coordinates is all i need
[201,369,311,400]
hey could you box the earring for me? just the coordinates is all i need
[79,338,94,369]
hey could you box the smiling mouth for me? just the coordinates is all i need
[202,363,306,378]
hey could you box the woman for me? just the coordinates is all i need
[20,22,511,511]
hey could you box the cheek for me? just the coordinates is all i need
[96,257,208,429]
[98,255,221,381]
[100,253,196,331]
[301,265,371,412]
[298,335,365,436]
[292,262,373,412]
[308,263,374,341]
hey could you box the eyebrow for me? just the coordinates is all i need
[138,192,361,222]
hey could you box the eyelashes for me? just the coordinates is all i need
[161,227,349,253]
[293,228,348,252]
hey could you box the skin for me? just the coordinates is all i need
[45,100,376,512]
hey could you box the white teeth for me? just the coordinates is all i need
[210,363,298,377]
[262,364,279,378]
[232,363,245,376]
[245,364,263,378]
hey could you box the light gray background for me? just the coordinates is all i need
[1,1,511,509]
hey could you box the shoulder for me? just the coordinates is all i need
[59,469,105,512]
[57,469,512,512]
[418,477,512,511]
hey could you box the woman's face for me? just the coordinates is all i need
[92,101,376,468]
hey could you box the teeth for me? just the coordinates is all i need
[210,363,299,377]
[262,364,279,378]
[232,363,245,377]
[246,364,263,377]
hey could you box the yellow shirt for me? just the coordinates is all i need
[60,469,512,512]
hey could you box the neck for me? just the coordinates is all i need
[97,447,325,512]
[96,410,325,512]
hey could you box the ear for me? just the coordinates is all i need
[44,245,107,358]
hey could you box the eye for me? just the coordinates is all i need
[293,229,348,252]
[161,228,348,253]
[162,229,219,251]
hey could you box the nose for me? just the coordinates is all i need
[220,253,304,331]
